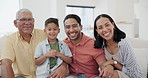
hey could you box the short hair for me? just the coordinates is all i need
[45,18,59,27]
[16,9,32,19]
[63,14,81,26]
[94,14,126,48]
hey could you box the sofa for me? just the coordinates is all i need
[127,37,148,78]
[0,36,148,77]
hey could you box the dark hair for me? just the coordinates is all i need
[63,14,81,26]
[45,18,59,27]
[94,14,126,48]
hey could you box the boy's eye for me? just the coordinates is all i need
[48,29,51,31]
[54,29,57,30]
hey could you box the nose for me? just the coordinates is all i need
[69,26,74,32]
[102,27,107,31]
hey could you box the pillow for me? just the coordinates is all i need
[133,48,148,78]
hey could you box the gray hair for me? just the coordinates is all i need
[16,8,32,19]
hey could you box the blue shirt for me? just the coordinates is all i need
[34,38,72,78]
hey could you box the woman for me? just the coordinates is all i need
[94,14,142,78]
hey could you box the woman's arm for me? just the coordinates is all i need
[102,59,123,71]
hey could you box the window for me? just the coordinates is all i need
[66,5,95,37]
[0,0,19,38]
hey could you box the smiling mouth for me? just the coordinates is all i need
[103,32,110,36]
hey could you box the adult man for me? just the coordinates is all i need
[1,9,66,78]
[63,14,114,78]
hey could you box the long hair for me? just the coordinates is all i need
[94,14,126,48]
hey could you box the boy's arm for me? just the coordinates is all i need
[35,55,47,65]
[35,50,57,65]
[1,59,15,78]
[56,52,72,64]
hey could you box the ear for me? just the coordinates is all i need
[14,20,18,28]
[58,28,60,33]
[79,25,83,30]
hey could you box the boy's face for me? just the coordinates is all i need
[44,23,60,41]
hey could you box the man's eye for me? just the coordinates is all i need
[20,19,26,21]
[65,26,70,29]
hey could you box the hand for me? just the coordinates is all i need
[99,65,114,78]
[49,64,67,78]
[45,50,57,58]
[103,60,114,67]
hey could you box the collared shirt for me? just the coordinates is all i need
[34,38,72,78]
[63,33,106,78]
[1,29,47,78]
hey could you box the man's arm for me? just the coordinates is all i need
[49,62,67,78]
[98,60,114,78]
[1,59,15,78]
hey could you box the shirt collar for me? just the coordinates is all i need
[66,32,86,46]
[17,30,34,39]
[45,38,59,46]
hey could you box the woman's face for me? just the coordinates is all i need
[95,17,114,41]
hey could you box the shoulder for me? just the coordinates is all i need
[83,35,95,46]
[119,38,130,46]
[5,32,18,42]
[58,40,68,46]
[63,37,69,43]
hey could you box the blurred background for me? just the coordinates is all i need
[0,0,148,40]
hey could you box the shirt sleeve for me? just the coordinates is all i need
[93,48,106,63]
[1,36,15,62]
[121,39,143,78]
[34,42,44,58]
[62,42,72,57]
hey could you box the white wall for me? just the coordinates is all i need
[139,0,148,40]
[20,0,148,40]
[0,0,19,38]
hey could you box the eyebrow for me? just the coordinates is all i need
[97,21,110,27]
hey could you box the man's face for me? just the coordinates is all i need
[14,13,34,35]
[64,18,82,41]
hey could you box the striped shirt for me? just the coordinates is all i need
[116,38,142,78]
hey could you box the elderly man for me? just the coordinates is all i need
[1,9,67,78]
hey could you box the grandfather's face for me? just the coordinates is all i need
[14,13,34,35]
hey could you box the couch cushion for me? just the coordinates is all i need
[133,48,148,78]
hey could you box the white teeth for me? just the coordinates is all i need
[104,32,110,36]
[70,33,75,36]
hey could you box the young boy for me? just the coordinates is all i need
[34,18,72,78]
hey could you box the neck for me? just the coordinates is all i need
[48,39,57,44]
[106,40,117,46]
[19,32,32,43]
